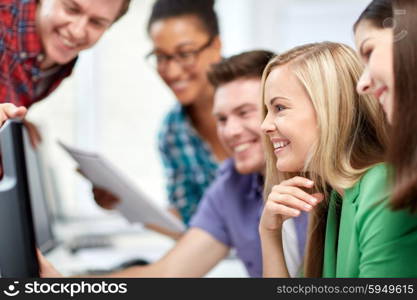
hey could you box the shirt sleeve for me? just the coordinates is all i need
[356,165,417,277]
[0,15,8,103]
[189,184,232,248]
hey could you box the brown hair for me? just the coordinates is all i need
[389,0,417,212]
[261,42,388,277]
[115,0,131,22]
[207,50,274,87]
[147,0,219,36]
[354,0,392,31]
[355,0,417,212]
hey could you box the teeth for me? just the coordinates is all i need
[61,36,76,48]
[273,141,289,149]
[171,81,188,90]
[234,143,251,153]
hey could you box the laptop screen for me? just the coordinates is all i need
[23,129,56,253]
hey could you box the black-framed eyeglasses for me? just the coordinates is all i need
[145,36,215,71]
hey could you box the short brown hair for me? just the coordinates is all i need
[207,50,275,87]
[115,0,131,22]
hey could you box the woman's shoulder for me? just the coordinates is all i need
[158,104,187,138]
[346,163,390,208]
[161,104,185,125]
[352,165,417,263]
[351,163,393,218]
[360,163,390,186]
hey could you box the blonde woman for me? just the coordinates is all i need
[259,42,417,277]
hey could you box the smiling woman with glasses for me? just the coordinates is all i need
[145,0,229,227]
[92,0,228,231]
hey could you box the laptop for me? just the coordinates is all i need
[21,124,151,275]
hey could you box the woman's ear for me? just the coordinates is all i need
[211,35,222,56]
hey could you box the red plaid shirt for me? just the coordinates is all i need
[0,0,76,108]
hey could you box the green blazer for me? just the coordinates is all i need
[323,164,417,277]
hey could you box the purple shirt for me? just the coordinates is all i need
[189,159,308,277]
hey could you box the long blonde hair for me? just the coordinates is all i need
[261,42,389,277]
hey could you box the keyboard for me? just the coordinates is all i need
[67,234,113,254]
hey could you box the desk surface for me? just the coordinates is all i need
[47,216,248,278]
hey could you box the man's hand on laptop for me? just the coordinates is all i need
[0,104,41,148]
[37,249,63,278]
[92,187,120,210]
[0,104,28,178]
[0,103,27,126]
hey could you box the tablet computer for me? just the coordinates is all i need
[59,141,186,235]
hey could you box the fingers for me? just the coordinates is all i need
[274,193,313,212]
[265,200,301,218]
[267,177,325,216]
[11,106,27,119]
[36,248,63,278]
[36,248,43,259]
[23,120,42,148]
[0,104,27,126]
[280,176,315,189]
[92,187,120,210]
[260,200,300,232]
[272,185,319,206]
[0,104,25,127]
[76,167,86,178]
[3,104,27,119]
[167,207,182,221]
[261,176,325,233]
[311,192,325,202]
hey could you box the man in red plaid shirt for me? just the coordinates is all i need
[0,0,130,145]
[0,0,130,108]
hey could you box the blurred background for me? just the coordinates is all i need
[27,0,371,219]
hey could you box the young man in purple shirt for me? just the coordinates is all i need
[39,50,308,278]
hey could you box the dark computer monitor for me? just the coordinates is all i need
[0,120,40,277]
